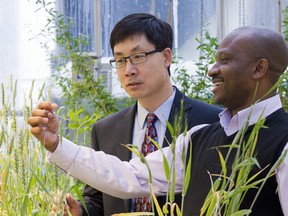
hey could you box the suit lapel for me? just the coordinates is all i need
[114,104,137,161]
[113,104,137,211]
[163,87,192,147]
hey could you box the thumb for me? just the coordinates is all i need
[65,193,79,208]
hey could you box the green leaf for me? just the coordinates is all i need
[217,148,227,177]
[230,209,252,216]
[166,121,175,137]
[206,192,220,216]
[150,185,164,216]
[122,144,141,158]
[183,140,192,195]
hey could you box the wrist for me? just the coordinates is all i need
[46,135,59,152]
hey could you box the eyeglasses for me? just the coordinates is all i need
[109,48,164,69]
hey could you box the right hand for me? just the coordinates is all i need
[51,193,83,216]
[27,101,59,152]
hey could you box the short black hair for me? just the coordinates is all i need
[110,13,173,54]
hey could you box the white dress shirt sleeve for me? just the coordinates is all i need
[277,145,288,216]
[46,125,206,199]
[47,137,175,198]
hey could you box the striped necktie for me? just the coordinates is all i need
[133,113,158,212]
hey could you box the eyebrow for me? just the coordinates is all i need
[114,44,143,57]
[217,49,232,56]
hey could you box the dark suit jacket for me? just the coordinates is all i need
[81,87,222,216]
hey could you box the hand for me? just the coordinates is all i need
[51,193,83,216]
[27,101,59,152]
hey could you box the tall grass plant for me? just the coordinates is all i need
[0,76,84,215]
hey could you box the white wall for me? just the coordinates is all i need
[0,0,54,110]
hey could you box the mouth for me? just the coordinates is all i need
[213,81,223,87]
[211,78,224,92]
[212,78,224,86]
[126,82,142,88]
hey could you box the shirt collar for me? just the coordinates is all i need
[137,88,176,129]
[220,95,283,136]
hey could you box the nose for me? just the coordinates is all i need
[124,59,137,76]
[208,62,218,77]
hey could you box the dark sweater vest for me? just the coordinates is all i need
[183,108,288,216]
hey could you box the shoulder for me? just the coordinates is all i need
[93,105,136,129]
[186,99,222,125]
[173,86,222,114]
[187,98,222,113]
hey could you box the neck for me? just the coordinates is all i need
[229,94,277,116]
[139,85,174,112]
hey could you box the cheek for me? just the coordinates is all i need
[149,69,167,83]
[116,72,125,85]
[116,70,123,78]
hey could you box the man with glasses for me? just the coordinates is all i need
[39,13,222,216]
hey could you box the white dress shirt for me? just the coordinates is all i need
[47,95,288,215]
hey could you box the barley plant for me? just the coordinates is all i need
[0,76,83,215]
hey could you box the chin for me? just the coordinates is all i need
[214,97,220,104]
[128,92,142,100]
[214,98,223,106]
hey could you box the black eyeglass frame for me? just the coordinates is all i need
[109,48,164,69]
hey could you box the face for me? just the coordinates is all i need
[208,34,258,115]
[112,34,172,106]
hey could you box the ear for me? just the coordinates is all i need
[163,47,172,68]
[252,58,268,80]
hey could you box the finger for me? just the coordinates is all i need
[51,203,58,214]
[27,116,49,127]
[61,201,70,216]
[29,125,47,136]
[37,101,58,112]
[51,200,60,215]
[31,108,55,119]
[51,194,61,209]
[51,196,69,216]
[65,193,78,207]
[51,206,69,216]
